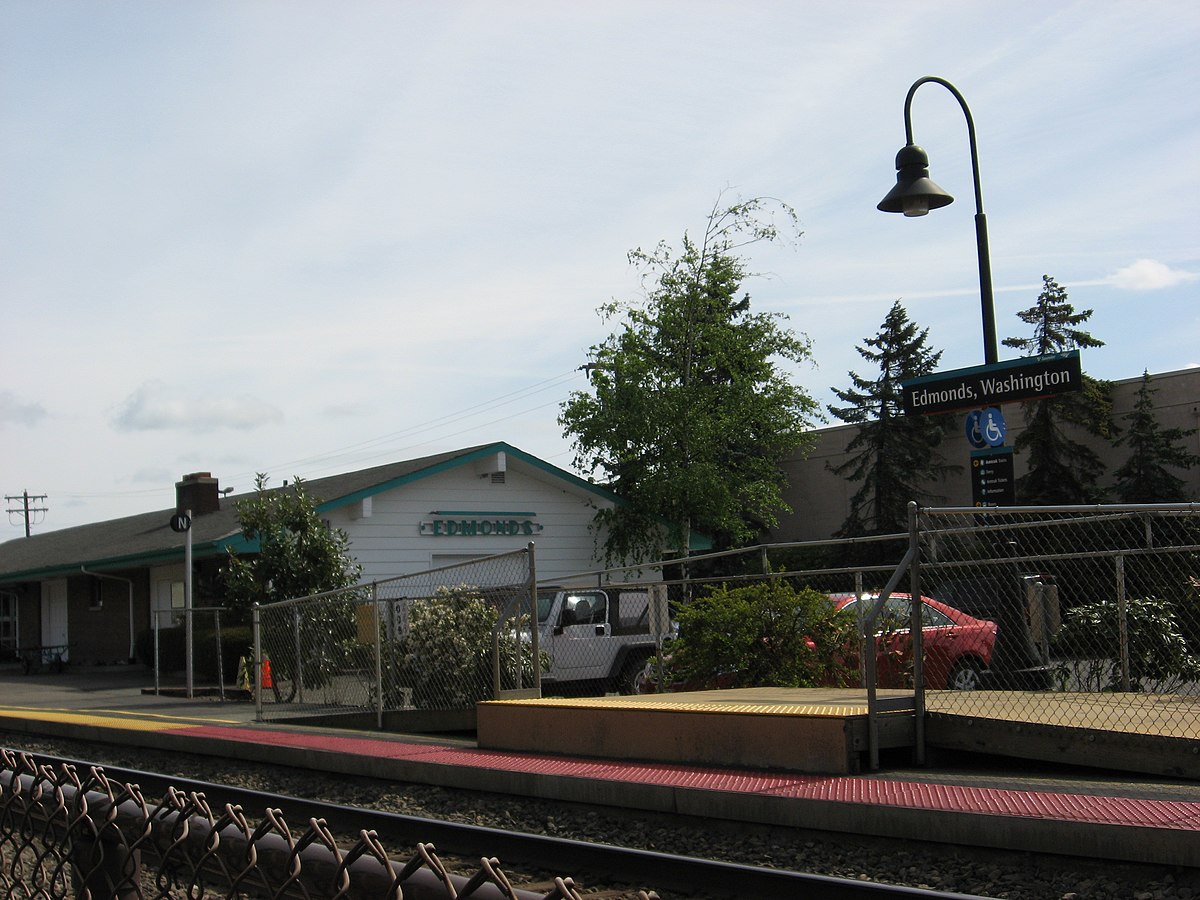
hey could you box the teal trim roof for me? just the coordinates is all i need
[0,442,642,582]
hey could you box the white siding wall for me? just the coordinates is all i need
[324,459,612,584]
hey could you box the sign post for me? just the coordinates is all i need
[170,511,194,699]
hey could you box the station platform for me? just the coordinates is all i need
[477,687,918,774]
[1,664,1198,870]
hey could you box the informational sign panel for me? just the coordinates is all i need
[902,351,1081,416]
[971,446,1016,507]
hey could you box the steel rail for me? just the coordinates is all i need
[14,751,992,900]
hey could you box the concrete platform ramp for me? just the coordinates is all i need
[477,687,917,774]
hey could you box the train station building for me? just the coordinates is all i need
[0,442,659,666]
[2,367,1196,667]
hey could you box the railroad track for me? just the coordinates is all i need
[6,749,988,900]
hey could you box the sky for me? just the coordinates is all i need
[2,1,1198,538]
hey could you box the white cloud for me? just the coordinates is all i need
[1105,259,1199,291]
[111,382,284,433]
[4,2,1199,535]
[0,391,47,426]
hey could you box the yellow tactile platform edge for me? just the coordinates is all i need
[0,707,213,732]
[482,697,871,717]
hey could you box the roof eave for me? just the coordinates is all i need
[0,533,257,583]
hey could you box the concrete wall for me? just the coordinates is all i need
[773,367,1200,543]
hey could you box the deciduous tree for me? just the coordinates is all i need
[223,473,361,620]
[559,195,819,562]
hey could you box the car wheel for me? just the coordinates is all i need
[948,658,983,691]
[618,655,650,695]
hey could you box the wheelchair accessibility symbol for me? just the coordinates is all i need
[965,407,1007,449]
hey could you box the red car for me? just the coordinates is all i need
[828,593,997,690]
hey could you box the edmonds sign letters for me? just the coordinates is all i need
[901,351,1082,416]
[418,511,543,537]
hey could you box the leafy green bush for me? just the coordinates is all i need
[1054,595,1200,692]
[668,580,856,689]
[393,586,543,709]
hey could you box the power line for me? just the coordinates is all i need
[224,369,586,483]
[5,491,48,538]
[40,368,589,505]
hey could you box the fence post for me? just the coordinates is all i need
[152,609,161,696]
[373,582,383,730]
[253,603,263,722]
[908,501,925,766]
[214,609,225,701]
[529,542,541,695]
[292,606,304,704]
[854,570,866,689]
[1116,554,1131,692]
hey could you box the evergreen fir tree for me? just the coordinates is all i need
[829,301,957,538]
[1112,371,1200,502]
[1002,275,1114,504]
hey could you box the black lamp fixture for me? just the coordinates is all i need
[879,76,999,365]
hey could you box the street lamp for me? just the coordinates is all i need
[878,76,998,366]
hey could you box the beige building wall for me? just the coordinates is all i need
[772,367,1200,543]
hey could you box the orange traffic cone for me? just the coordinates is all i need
[262,656,274,689]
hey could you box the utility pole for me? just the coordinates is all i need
[5,491,48,537]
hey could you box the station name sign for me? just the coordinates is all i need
[418,510,544,537]
[901,351,1081,416]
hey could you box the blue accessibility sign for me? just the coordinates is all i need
[981,407,1007,447]
[965,410,986,449]
[965,407,1007,448]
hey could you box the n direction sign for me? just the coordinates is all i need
[902,351,1081,416]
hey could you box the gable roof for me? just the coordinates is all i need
[0,442,620,582]
[305,442,621,512]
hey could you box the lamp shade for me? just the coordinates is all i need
[878,143,954,216]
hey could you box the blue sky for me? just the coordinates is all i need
[2,1,1197,537]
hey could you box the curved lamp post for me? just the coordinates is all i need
[878,76,998,366]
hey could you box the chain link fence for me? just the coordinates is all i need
[0,751,615,900]
[917,504,1200,738]
[624,505,1199,747]
[253,546,535,725]
[148,607,242,700]
[553,540,910,696]
[249,505,1198,747]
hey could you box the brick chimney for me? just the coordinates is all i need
[176,472,221,515]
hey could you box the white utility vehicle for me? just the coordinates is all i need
[534,586,667,695]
